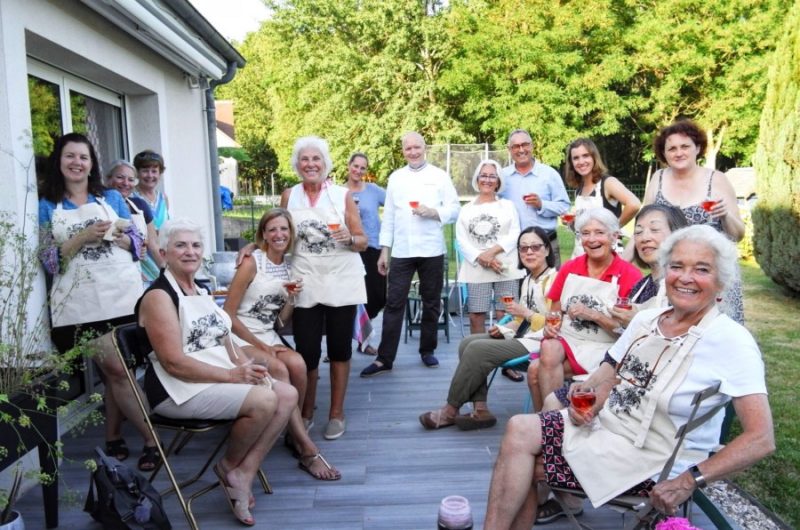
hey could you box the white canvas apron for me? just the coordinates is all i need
[559,272,620,373]
[125,197,148,240]
[233,249,288,347]
[49,198,143,327]
[287,185,367,308]
[149,270,238,405]
[633,277,668,312]
[562,307,719,506]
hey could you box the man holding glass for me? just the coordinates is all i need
[499,129,570,267]
[360,131,460,377]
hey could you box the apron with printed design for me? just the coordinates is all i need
[149,269,238,405]
[558,272,620,373]
[287,185,367,308]
[234,249,288,347]
[49,198,143,327]
[561,307,719,506]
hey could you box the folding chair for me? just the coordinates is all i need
[550,382,725,530]
[111,323,271,530]
[404,254,451,344]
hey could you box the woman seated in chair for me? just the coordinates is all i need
[527,207,642,411]
[136,218,296,526]
[224,208,340,480]
[418,226,557,431]
[483,225,775,529]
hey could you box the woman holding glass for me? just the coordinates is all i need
[344,152,386,355]
[224,208,340,480]
[641,119,745,323]
[280,136,367,441]
[564,138,640,258]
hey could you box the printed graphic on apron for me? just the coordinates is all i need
[64,217,114,261]
[297,218,335,254]
[565,293,606,333]
[186,312,230,352]
[247,293,286,325]
[468,213,501,246]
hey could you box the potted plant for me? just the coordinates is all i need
[0,468,24,529]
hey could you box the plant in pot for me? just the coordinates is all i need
[0,213,101,527]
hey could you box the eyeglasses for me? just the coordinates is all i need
[478,174,499,180]
[615,334,674,389]
[518,243,545,253]
[509,142,532,151]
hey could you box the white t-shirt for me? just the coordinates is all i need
[609,308,767,455]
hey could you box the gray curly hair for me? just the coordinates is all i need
[658,225,738,295]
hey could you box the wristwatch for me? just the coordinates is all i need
[689,465,707,489]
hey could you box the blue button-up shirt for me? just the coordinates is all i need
[498,161,570,233]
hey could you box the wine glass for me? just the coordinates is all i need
[614,296,632,310]
[285,277,302,298]
[561,212,575,224]
[501,295,514,304]
[701,199,719,212]
[571,387,598,430]
[409,200,420,209]
[545,310,562,331]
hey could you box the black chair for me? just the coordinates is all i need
[550,382,725,530]
[111,323,271,530]
[404,254,451,344]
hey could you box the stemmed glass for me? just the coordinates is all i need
[545,310,562,334]
[571,387,598,431]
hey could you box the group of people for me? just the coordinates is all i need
[37,118,773,527]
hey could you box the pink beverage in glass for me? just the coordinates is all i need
[561,213,575,224]
[409,201,420,208]
[501,295,514,304]
[327,223,340,231]
[285,280,301,294]
[571,390,596,415]
[614,296,632,310]
[522,193,534,202]
[545,310,562,328]
[701,200,718,212]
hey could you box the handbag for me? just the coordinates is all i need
[84,447,171,529]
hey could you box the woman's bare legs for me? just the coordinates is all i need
[469,312,486,334]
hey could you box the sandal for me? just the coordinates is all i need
[137,445,162,472]
[213,463,255,526]
[418,410,456,430]
[536,498,583,524]
[501,367,524,382]
[105,438,129,461]
[298,453,341,481]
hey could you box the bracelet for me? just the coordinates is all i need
[349,235,355,246]
[689,465,707,489]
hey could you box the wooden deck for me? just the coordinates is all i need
[15,320,714,529]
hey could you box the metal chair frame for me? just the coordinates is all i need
[111,323,271,530]
[404,254,451,344]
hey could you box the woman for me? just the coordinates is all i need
[564,138,641,258]
[37,133,157,470]
[456,159,525,334]
[280,136,367,441]
[609,204,688,329]
[133,150,170,282]
[344,152,386,355]
[105,160,164,278]
[224,208,340,480]
[642,119,745,323]
[419,226,557,431]
[528,208,641,412]
[484,225,774,529]
[136,219,296,526]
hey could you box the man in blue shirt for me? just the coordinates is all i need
[499,129,570,267]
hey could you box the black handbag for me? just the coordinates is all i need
[84,447,171,529]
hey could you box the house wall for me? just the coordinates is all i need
[0,0,217,252]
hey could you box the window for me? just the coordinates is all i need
[27,60,125,174]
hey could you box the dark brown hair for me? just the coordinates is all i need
[133,150,166,172]
[564,138,608,188]
[40,133,105,202]
[653,119,708,165]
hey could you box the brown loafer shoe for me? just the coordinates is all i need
[419,411,456,430]
[454,409,497,431]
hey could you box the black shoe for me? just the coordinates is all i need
[535,499,583,524]
[360,362,391,377]
[421,354,439,368]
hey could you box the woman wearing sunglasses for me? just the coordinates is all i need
[484,225,773,529]
[419,226,556,431]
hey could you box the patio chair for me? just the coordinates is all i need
[404,254,451,344]
[111,323,271,530]
[549,382,725,530]
[486,348,539,413]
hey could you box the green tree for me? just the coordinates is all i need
[752,0,800,295]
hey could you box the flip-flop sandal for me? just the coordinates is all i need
[213,464,255,526]
[418,410,456,430]
[298,453,341,481]
[105,438,129,461]
[501,367,525,382]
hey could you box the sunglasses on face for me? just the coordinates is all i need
[518,243,545,253]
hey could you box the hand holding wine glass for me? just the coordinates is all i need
[544,310,562,337]
[569,386,597,429]
[284,277,303,299]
